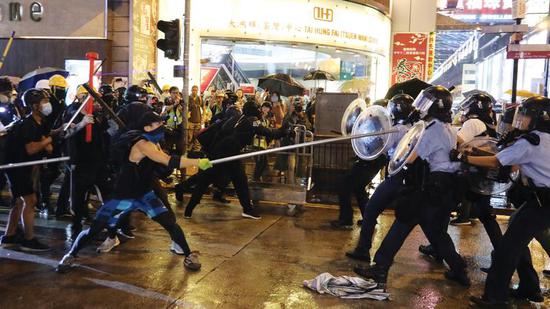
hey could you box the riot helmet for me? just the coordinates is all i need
[413,85,453,123]
[459,92,494,123]
[512,96,550,132]
[387,94,414,124]
[373,98,389,107]
[99,84,114,96]
[124,85,148,103]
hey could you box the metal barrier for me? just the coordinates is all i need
[311,134,355,195]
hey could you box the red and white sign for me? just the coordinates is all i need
[239,83,256,94]
[507,44,550,59]
[391,33,430,84]
[200,67,219,93]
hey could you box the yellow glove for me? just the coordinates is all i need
[198,158,213,170]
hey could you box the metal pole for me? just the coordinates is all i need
[0,31,15,71]
[210,129,398,165]
[0,156,70,170]
[182,0,191,154]
[511,18,522,104]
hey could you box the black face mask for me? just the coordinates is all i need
[52,89,67,103]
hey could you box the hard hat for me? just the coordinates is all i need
[49,74,68,89]
[162,84,171,92]
[77,85,88,95]
[35,79,50,90]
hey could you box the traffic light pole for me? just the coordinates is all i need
[181,0,191,155]
[511,18,522,105]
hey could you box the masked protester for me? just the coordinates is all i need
[99,84,119,113]
[0,89,65,251]
[57,111,212,273]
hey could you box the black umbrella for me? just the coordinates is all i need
[303,70,336,81]
[258,73,305,97]
[384,78,432,100]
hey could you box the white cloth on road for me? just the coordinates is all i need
[303,272,390,300]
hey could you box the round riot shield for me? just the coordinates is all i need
[351,105,392,160]
[388,121,426,176]
[341,98,367,136]
[459,137,518,195]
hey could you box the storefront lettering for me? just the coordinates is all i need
[2,2,43,22]
[314,7,333,22]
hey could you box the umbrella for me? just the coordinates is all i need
[18,67,69,93]
[384,78,432,100]
[339,78,373,93]
[504,89,538,98]
[258,73,305,97]
[303,70,336,81]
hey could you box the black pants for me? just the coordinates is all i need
[71,163,111,225]
[337,157,387,224]
[253,155,268,180]
[373,172,465,273]
[356,174,404,252]
[56,166,71,216]
[467,192,503,247]
[484,191,550,302]
[186,161,252,214]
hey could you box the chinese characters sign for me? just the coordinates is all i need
[131,0,158,84]
[439,0,512,15]
[391,33,431,84]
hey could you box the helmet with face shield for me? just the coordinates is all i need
[512,96,550,132]
[412,85,453,123]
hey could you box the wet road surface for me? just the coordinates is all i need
[1,195,549,308]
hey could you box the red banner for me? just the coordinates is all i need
[391,33,430,84]
[200,67,219,93]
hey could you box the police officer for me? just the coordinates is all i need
[184,101,289,219]
[419,92,503,261]
[469,96,550,306]
[345,94,414,261]
[354,86,470,288]
[0,89,64,251]
[330,99,390,229]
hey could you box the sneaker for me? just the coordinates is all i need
[0,234,21,248]
[184,207,193,219]
[184,251,201,271]
[56,254,76,273]
[509,288,544,303]
[117,229,135,239]
[20,238,51,252]
[444,270,471,287]
[170,241,185,255]
[353,264,389,284]
[345,249,371,262]
[242,209,262,220]
[96,236,120,253]
[450,217,472,226]
[329,220,353,229]
[418,244,443,262]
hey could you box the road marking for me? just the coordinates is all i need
[0,248,111,275]
[84,277,205,308]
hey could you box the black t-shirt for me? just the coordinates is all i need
[6,114,48,163]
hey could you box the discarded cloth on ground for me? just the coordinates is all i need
[303,272,390,300]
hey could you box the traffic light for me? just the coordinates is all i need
[157,19,180,61]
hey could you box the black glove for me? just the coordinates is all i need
[450,149,467,163]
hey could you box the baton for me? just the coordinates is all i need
[210,129,399,165]
[82,83,126,128]
[147,71,163,95]
[0,156,70,170]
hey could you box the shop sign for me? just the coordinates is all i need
[0,0,106,38]
[507,44,550,59]
[391,33,430,84]
[200,67,219,93]
[130,0,158,84]
[192,0,391,56]
[438,0,512,15]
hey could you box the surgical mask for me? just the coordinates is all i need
[143,126,165,143]
[41,102,53,116]
[271,95,278,102]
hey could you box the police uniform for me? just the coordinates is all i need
[481,130,550,303]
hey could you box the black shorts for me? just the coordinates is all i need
[6,166,39,199]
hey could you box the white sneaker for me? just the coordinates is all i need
[96,236,120,253]
[170,241,185,255]
[56,254,76,273]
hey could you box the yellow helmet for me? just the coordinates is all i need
[49,74,68,89]
[77,85,88,95]
[145,86,155,95]
[162,84,171,92]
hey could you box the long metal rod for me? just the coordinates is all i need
[63,95,90,131]
[0,31,15,71]
[0,156,70,170]
[210,129,398,165]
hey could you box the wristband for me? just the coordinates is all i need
[168,155,180,170]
